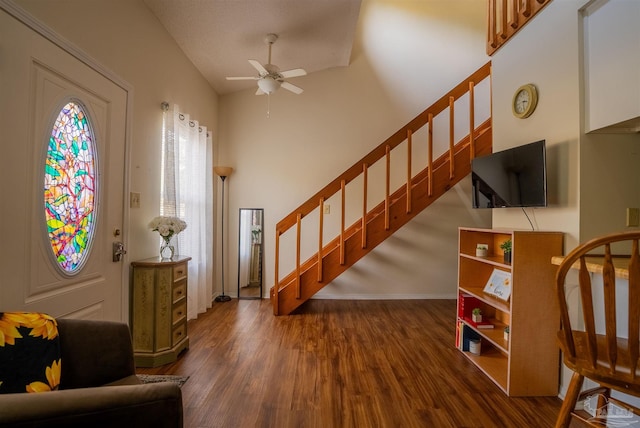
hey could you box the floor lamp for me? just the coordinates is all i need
[214,166,233,302]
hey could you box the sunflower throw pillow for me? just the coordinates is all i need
[0,312,61,394]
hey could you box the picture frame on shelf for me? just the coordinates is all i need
[483,268,512,301]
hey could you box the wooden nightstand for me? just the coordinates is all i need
[130,256,191,367]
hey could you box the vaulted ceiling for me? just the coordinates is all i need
[143,0,362,95]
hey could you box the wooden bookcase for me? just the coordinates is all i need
[456,227,563,396]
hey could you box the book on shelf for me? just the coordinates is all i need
[458,292,480,319]
[464,317,495,329]
[457,323,481,352]
[475,323,495,329]
[458,292,494,328]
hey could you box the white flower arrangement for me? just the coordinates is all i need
[148,215,187,242]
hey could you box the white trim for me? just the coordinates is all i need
[1,0,134,323]
[310,293,458,300]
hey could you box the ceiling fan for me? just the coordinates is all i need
[226,33,307,95]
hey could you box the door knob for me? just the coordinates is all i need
[113,241,127,262]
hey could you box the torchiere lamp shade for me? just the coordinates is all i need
[214,166,234,178]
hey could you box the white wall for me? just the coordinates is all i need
[581,132,640,241]
[580,0,640,240]
[584,0,640,133]
[491,1,585,250]
[492,0,640,247]
[491,0,640,398]
[14,0,220,264]
[219,0,492,299]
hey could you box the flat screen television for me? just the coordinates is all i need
[471,140,547,208]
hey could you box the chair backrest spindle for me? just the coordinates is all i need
[603,244,618,373]
[578,256,597,368]
[629,240,640,378]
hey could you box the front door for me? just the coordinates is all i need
[0,8,129,321]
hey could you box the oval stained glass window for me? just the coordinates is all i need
[44,101,97,274]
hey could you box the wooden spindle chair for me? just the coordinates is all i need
[555,231,640,427]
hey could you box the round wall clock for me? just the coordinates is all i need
[512,84,538,119]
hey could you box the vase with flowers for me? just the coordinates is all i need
[148,215,187,260]
[251,225,262,244]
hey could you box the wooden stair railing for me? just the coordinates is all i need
[271,61,492,316]
[487,0,552,55]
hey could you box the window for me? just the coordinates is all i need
[44,101,97,274]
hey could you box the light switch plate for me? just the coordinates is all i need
[626,207,639,227]
[130,192,141,209]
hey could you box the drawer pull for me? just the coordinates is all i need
[177,331,182,337]
[177,290,183,295]
[177,270,183,275]
[178,311,183,316]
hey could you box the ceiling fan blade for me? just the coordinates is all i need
[226,76,258,80]
[255,87,265,96]
[281,81,304,95]
[248,59,268,75]
[280,68,307,79]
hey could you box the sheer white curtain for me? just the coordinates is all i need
[238,209,252,288]
[162,104,213,320]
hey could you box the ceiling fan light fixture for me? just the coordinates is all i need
[257,76,281,94]
[226,33,305,100]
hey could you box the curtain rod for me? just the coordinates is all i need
[161,101,210,136]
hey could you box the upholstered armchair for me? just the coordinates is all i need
[0,315,183,427]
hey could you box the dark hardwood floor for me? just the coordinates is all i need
[137,299,566,427]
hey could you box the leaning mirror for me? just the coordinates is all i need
[237,208,263,299]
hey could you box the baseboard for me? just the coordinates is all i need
[310,293,457,300]
[216,293,458,301]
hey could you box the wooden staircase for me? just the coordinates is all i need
[271,62,493,315]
